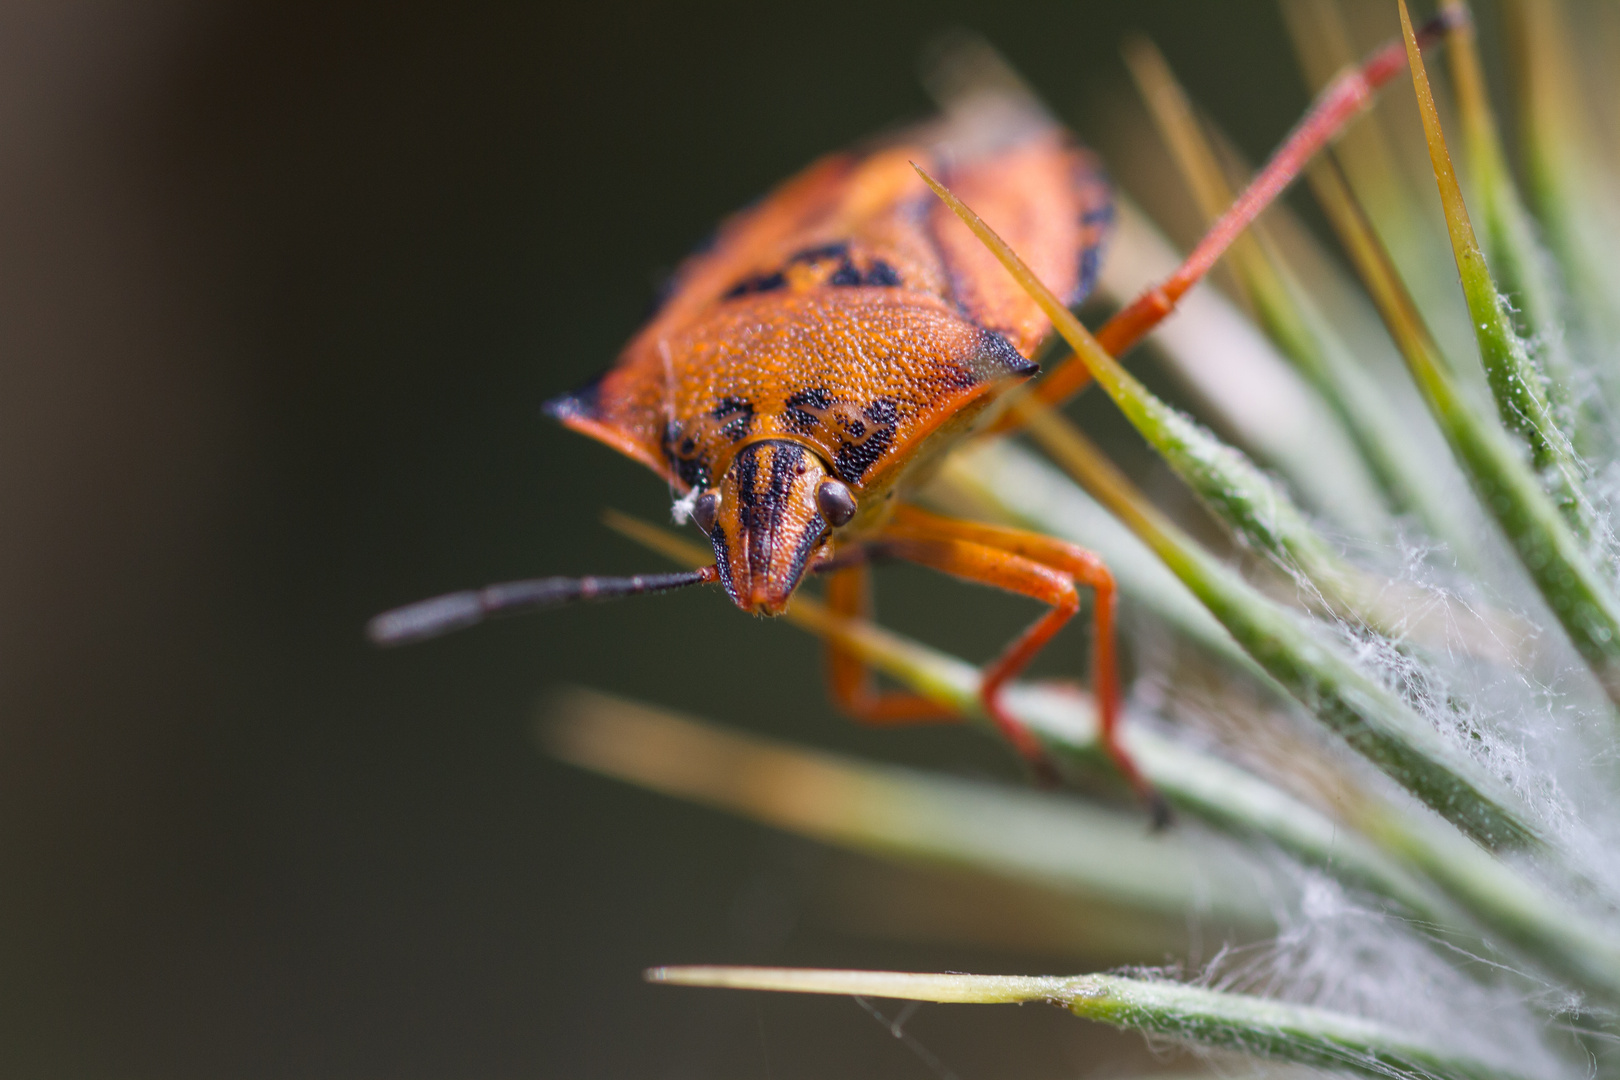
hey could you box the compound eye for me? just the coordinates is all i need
[816,478,857,527]
[691,491,721,533]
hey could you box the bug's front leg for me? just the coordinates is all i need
[821,560,960,726]
[874,506,1166,825]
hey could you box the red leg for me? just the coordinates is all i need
[875,507,1164,821]
[822,561,960,725]
[1005,7,1465,421]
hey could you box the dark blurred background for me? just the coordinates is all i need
[0,2,1308,1075]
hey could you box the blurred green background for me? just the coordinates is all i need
[0,1,1317,1075]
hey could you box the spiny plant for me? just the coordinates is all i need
[540,2,1620,1077]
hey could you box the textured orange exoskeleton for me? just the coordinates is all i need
[542,103,1134,791]
[547,112,1111,613]
[370,13,1460,822]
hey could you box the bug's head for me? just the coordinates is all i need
[691,439,856,616]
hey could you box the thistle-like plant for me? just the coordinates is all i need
[545,2,1620,1076]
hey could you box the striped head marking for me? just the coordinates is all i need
[703,439,838,615]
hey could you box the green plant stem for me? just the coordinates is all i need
[647,967,1540,1080]
[916,167,1569,860]
[913,167,1345,603]
[605,510,1620,1001]
[1441,0,1578,438]
[926,441,1269,683]
[545,688,1271,932]
[1399,0,1596,548]
[600,511,1454,921]
[1010,407,1539,851]
[1279,0,1471,381]
[1352,799,1620,1002]
[1125,34,1464,552]
[934,440,1530,679]
[915,162,1541,854]
[1092,197,1391,534]
[1503,0,1620,369]
[940,442,1620,1001]
[1311,132,1620,713]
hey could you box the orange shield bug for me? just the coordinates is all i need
[369,11,1462,825]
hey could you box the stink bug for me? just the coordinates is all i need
[370,14,1461,824]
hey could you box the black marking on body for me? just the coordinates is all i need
[832,397,899,484]
[864,259,901,286]
[541,373,605,422]
[826,253,904,288]
[1073,157,1115,306]
[784,509,828,592]
[733,442,761,507]
[1075,200,1113,304]
[732,443,768,583]
[722,270,787,299]
[940,363,982,392]
[742,444,789,582]
[711,395,756,442]
[661,419,711,490]
[784,386,834,433]
[708,520,738,607]
[763,442,801,528]
[982,329,1039,378]
[731,441,822,589]
[1078,246,1103,302]
[783,391,900,481]
[942,325,1036,389]
[828,261,863,286]
[723,240,904,300]
[865,398,899,426]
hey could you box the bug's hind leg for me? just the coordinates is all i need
[822,561,961,726]
[876,506,1166,824]
[1003,6,1465,422]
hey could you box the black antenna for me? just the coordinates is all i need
[367,566,719,646]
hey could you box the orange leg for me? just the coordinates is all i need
[828,505,1164,821]
[822,560,959,726]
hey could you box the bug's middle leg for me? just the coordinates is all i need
[822,560,960,727]
[875,506,1164,820]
